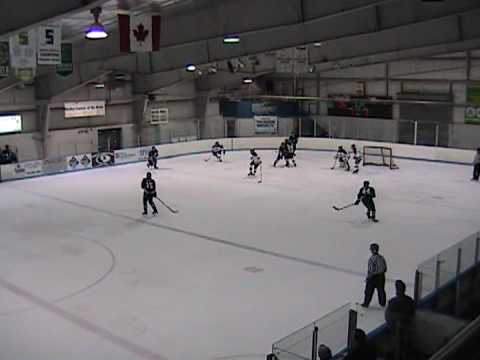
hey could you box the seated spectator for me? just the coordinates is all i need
[318,344,332,360]
[385,280,415,328]
[343,329,377,360]
[385,280,415,360]
[2,145,17,164]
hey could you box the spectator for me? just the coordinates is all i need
[343,329,377,360]
[318,344,332,360]
[385,280,415,360]
[361,243,387,308]
[472,147,480,181]
[1,145,17,164]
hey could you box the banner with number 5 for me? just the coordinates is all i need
[37,26,62,65]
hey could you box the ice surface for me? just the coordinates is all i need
[0,150,479,360]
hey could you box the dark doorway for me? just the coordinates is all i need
[98,128,122,152]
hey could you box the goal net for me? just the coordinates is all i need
[363,146,397,169]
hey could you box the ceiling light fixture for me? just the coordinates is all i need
[313,42,323,47]
[85,7,108,40]
[186,64,197,72]
[223,35,240,44]
[243,77,254,84]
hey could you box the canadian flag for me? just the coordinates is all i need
[118,14,161,53]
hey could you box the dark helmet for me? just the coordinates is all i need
[370,243,379,253]
[152,146,156,150]
[146,172,152,178]
[338,145,344,149]
[250,148,255,154]
[318,344,332,360]
[363,180,370,187]
[351,144,356,148]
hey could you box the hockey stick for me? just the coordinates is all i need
[155,197,179,214]
[332,202,357,211]
[258,164,263,183]
[330,158,337,170]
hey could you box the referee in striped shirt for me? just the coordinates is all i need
[361,243,387,308]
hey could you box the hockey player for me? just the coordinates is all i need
[472,147,480,181]
[147,146,159,169]
[273,140,287,167]
[248,149,262,176]
[285,138,297,168]
[288,135,298,152]
[141,172,158,215]
[211,141,226,162]
[350,144,362,174]
[355,180,378,222]
[332,146,350,171]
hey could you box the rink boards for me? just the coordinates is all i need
[0,137,475,182]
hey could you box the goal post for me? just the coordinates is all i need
[363,146,398,169]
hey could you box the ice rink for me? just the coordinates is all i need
[0,150,479,360]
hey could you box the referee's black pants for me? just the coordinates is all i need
[473,164,480,181]
[363,273,386,307]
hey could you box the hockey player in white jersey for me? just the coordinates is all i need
[248,149,262,176]
[332,146,350,171]
[350,144,362,174]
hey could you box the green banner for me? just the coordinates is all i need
[56,43,73,78]
[465,86,480,124]
[0,42,9,78]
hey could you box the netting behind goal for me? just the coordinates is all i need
[363,146,395,169]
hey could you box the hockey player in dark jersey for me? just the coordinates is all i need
[147,146,159,169]
[288,135,298,152]
[350,144,362,174]
[273,141,287,167]
[355,180,378,222]
[248,149,262,176]
[285,139,297,167]
[211,141,226,162]
[141,172,158,215]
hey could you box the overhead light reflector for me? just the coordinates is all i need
[186,64,197,72]
[223,35,240,44]
[85,7,108,40]
[243,77,254,84]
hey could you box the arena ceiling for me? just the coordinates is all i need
[2,0,480,97]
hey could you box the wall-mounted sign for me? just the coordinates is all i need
[64,101,106,118]
[0,114,22,134]
[466,86,480,125]
[150,107,168,124]
[254,116,277,134]
[37,25,62,65]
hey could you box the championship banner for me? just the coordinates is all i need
[9,30,37,68]
[0,42,9,78]
[37,25,62,65]
[56,43,73,77]
[465,86,480,125]
[66,153,92,171]
[1,160,43,180]
[254,116,278,134]
[65,101,106,118]
[92,152,114,168]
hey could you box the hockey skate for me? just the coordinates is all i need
[142,211,148,215]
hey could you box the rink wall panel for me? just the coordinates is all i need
[0,137,475,182]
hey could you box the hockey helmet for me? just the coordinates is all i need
[370,243,379,252]
[250,148,256,154]
[363,180,370,186]
[146,172,152,178]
